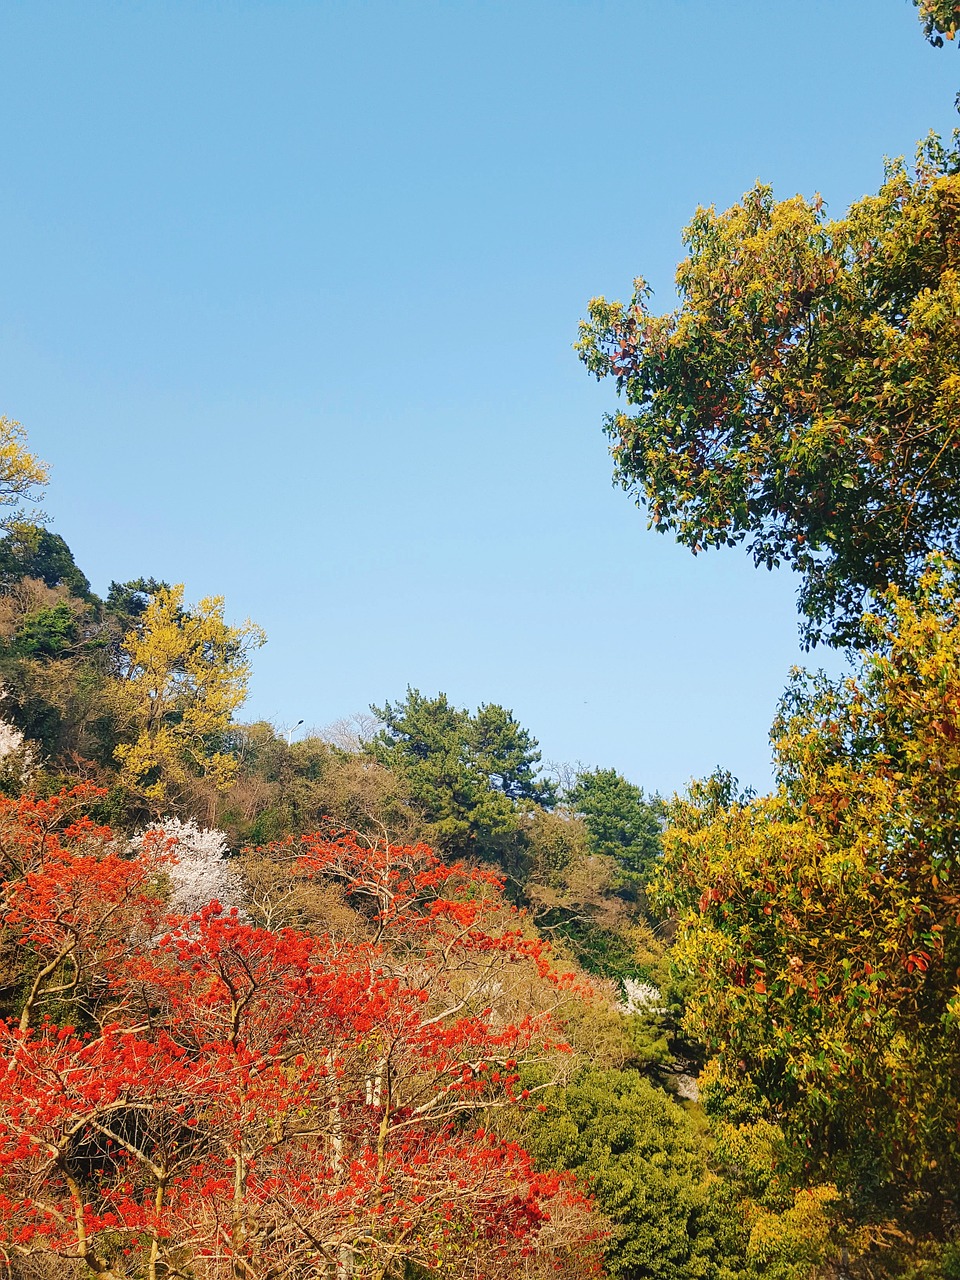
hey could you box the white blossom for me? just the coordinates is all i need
[0,716,38,785]
[0,719,25,758]
[675,1074,700,1102]
[0,684,39,784]
[131,817,240,917]
[619,978,664,1016]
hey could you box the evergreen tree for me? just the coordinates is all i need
[566,767,661,883]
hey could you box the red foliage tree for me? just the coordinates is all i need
[0,799,600,1279]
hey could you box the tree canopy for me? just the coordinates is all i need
[577,135,960,646]
[0,525,93,601]
[653,559,960,1235]
[915,0,960,43]
[565,767,662,883]
[370,688,555,860]
[526,1068,721,1280]
[0,792,598,1279]
[114,584,266,809]
[0,417,47,530]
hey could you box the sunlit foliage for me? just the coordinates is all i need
[578,136,960,646]
[654,559,960,1246]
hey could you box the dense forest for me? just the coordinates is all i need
[3,2,960,1278]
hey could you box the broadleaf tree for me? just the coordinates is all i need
[914,0,960,43]
[577,135,960,646]
[113,584,266,810]
[0,417,47,530]
[652,559,960,1245]
[0,791,600,1279]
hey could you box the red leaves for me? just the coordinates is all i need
[295,830,506,934]
[0,794,592,1276]
[698,885,728,914]
[0,785,107,887]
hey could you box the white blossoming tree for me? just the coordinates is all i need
[0,713,38,791]
[130,816,240,917]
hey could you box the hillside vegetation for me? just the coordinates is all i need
[4,6,960,1276]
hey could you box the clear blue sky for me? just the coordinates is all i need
[1,1,956,795]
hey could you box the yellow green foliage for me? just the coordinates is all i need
[743,1185,842,1277]
[577,136,960,645]
[114,584,265,808]
[914,0,960,42]
[654,558,960,1237]
[0,418,47,528]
